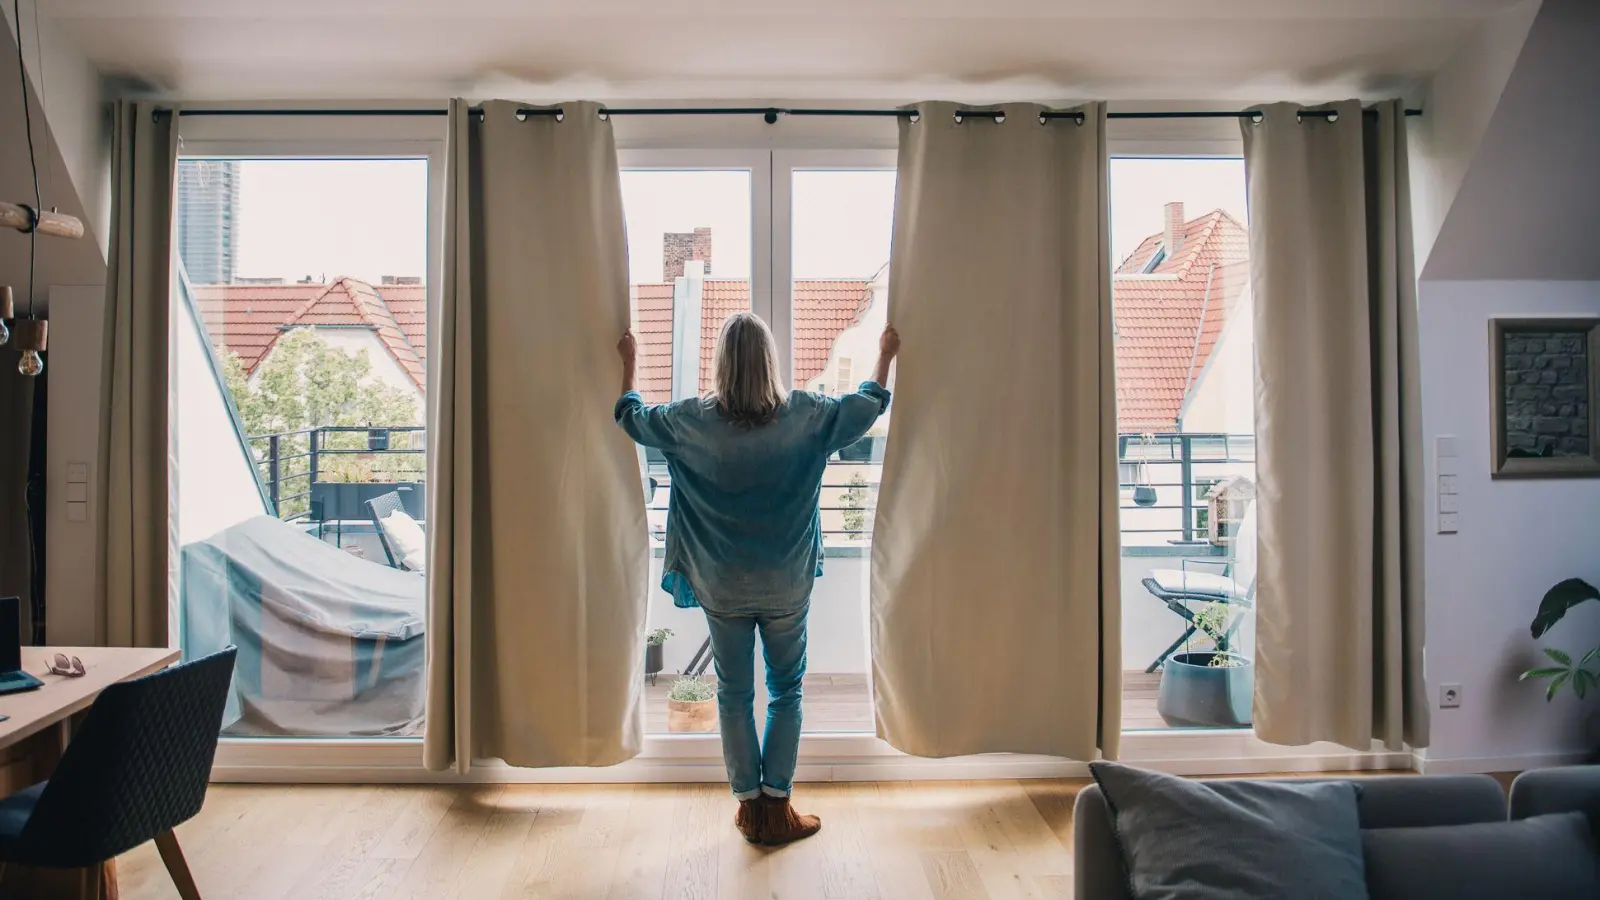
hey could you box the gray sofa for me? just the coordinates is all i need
[1074,767,1600,900]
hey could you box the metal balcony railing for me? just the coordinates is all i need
[249,425,425,521]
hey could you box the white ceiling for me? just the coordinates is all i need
[41,0,1534,102]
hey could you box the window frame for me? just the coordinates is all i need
[196,111,1410,780]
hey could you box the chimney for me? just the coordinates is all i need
[692,227,712,276]
[1163,202,1186,255]
[663,228,713,281]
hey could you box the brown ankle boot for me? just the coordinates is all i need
[735,798,765,843]
[758,795,821,846]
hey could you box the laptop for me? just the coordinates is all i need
[0,596,43,695]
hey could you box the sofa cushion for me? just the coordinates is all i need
[1362,811,1600,900]
[1088,761,1367,900]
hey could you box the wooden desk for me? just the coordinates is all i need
[0,646,181,899]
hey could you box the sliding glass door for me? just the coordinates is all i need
[171,120,444,740]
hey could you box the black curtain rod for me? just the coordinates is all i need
[157,106,1424,122]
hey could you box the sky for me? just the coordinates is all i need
[232,159,429,284]
[210,156,1245,287]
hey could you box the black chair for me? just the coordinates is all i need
[0,646,237,898]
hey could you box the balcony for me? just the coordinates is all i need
[243,427,1253,736]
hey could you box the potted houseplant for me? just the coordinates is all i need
[1519,578,1600,699]
[1517,577,1600,760]
[1132,433,1158,508]
[666,675,718,733]
[645,628,672,686]
[1157,602,1254,728]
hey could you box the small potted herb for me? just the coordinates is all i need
[1157,601,1254,728]
[645,628,673,686]
[666,675,718,733]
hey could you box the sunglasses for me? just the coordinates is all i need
[48,654,86,678]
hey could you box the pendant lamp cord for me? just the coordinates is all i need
[13,0,42,318]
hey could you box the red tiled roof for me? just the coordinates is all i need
[1113,210,1249,433]
[631,280,873,403]
[194,278,427,390]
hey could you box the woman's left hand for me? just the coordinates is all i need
[618,329,638,365]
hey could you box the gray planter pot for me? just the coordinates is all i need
[645,643,665,685]
[1157,652,1254,728]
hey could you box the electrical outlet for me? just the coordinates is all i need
[1440,683,1462,709]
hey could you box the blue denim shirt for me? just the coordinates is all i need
[615,383,891,615]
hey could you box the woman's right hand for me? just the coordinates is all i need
[879,324,901,360]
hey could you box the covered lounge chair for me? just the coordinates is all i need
[1139,501,1257,673]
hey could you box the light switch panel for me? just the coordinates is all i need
[1438,512,1459,533]
[1439,493,1459,513]
[1437,455,1460,476]
[66,502,87,523]
[66,483,88,503]
[66,461,88,483]
[1436,435,1459,458]
[1439,475,1460,494]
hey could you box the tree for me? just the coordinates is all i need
[221,329,422,518]
[841,472,871,539]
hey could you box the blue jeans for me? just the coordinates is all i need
[703,605,808,799]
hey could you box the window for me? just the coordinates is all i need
[784,160,897,733]
[619,157,760,735]
[1111,158,1256,732]
[172,154,437,739]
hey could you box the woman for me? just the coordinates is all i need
[615,312,898,845]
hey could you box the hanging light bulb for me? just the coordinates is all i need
[12,317,46,377]
[0,286,12,347]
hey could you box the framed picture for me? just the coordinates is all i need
[1489,317,1600,478]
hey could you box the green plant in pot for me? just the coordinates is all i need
[666,675,718,733]
[1156,600,1254,728]
[1519,578,1600,701]
[644,628,672,686]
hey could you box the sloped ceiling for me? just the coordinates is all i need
[0,20,102,308]
[38,0,1528,103]
[1422,0,1600,281]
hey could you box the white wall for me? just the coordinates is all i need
[1420,0,1600,282]
[173,293,269,546]
[1419,281,1600,768]
[1,0,109,254]
[1407,0,1541,272]
[1179,287,1255,436]
[44,285,104,645]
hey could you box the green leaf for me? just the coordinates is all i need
[1531,579,1600,638]
[1581,646,1600,669]
[1575,669,1594,700]
[1544,647,1575,667]
[1546,671,1572,702]
[1521,667,1571,681]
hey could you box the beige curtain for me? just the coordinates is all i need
[424,100,648,772]
[1243,100,1428,750]
[99,100,177,649]
[870,102,1121,760]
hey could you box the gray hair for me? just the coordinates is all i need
[711,312,787,427]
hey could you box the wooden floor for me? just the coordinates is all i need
[646,671,1179,734]
[117,780,1086,900]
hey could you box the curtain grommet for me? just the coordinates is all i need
[994,112,1006,124]
[1038,113,1047,125]
[1249,112,1264,125]
[598,109,610,121]
[1326,112,1339,124]
[1076,112,1085,126]
[1295,112,1303,124]
[908,111,920,124]
[515,110,527,122]
[554,110,565,123]
[953,112,964,124]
